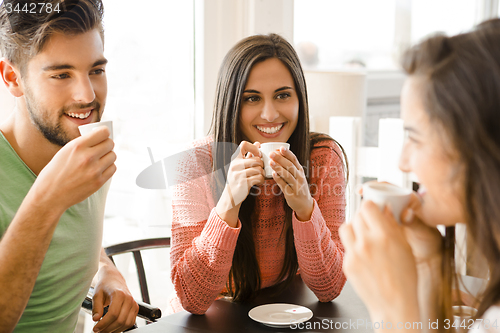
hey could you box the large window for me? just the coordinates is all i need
[294,0,397,70]
[100,0,195,312]
[102,0,195,243]
[411,0,477,43]
[294,0,480,71]
[294,0,492,147]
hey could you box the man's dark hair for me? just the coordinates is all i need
[0,0,104,74]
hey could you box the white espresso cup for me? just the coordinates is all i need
[78,120,113,140]
[362,182,412,223]
[259,142,290,178]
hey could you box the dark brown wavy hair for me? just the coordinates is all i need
[402,18,500,329]
[209,33,348,301]
[0,0,104,74]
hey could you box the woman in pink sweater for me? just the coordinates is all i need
[169,33,347,315]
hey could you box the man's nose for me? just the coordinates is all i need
[73,75,95,104]
[260,100,279,122]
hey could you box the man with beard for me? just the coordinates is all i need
[0,1,138,332]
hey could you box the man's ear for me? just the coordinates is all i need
[0,58,24,97]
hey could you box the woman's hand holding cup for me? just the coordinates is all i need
[359,181,443,264]
[399,192,443,264]
[266,145,314,221]
[216,141,265,227]
[339,200,420,324]
[341,182,445,324]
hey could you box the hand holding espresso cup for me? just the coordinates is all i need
[262,143,314,221]
[362,182,412,224]
[361,182,444,263]
[33,126,116,214]
[259,142,290,178]
[215,141,265,226]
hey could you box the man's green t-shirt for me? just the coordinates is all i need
[0,132,108,332]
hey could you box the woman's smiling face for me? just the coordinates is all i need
[399,77,465,227]
[239,58,299,144]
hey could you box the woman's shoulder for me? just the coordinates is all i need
[474,305,500,332]
[187,136,214,150]
[310,133,344,164]
[481,305,500,321]
[469,305,500,333]
[179,136,214,162]
[174,136,214,175]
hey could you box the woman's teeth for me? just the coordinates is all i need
[256,124,283,134]
[67,111,91,119]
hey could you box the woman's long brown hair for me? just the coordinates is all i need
[402,18,500,329]
[209,34,348,301]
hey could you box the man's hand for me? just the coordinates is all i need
[92,261,139,333]
[32,126,116,215]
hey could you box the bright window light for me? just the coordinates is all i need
[294,0,478,71]
[294,0,397,70]
[411,0,476,43]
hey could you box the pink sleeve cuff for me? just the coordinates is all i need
[199,208,241,250]
[292,200,325,241]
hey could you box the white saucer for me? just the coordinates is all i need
[248,303,313,328]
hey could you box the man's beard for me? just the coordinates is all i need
[24,86,101,147]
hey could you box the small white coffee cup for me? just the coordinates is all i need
[259,142,290,178]
[362,182,412,223]
[78,120,113,140]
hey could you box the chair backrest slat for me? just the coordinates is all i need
[103,237,171,324]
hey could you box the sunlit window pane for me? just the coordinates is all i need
[411,0,476,43]
[103,0,194,239]
[294,0,397,70]
[294,0,479,71]
[98,0,194,314]
[105,0,194,148]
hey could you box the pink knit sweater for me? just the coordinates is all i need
[168,136,346,314]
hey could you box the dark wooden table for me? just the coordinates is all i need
[131,276,372,333]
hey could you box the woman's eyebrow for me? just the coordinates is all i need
[404,126,421,135]
[275,86,293,92]
[243,86,294,94]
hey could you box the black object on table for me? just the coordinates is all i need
[130,275,372,333]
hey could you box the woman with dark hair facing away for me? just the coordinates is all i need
[168,33,348,314]
[341,18,500,332]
